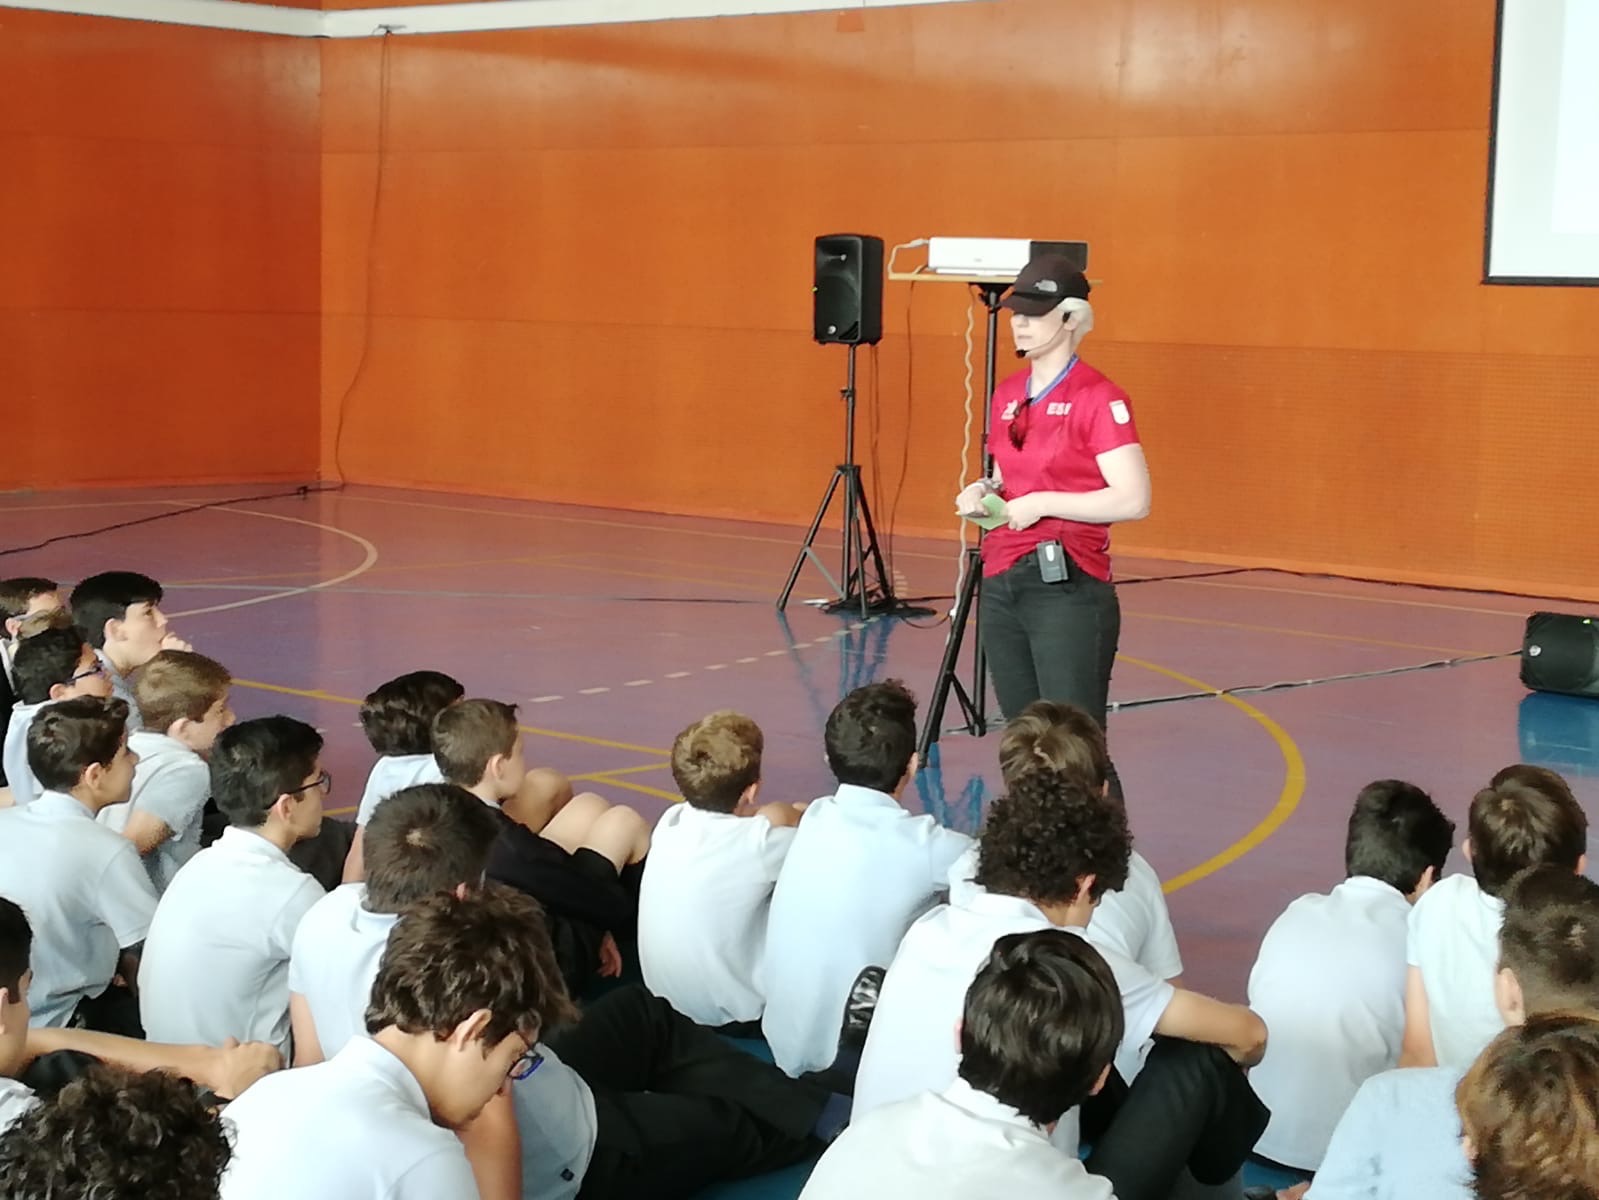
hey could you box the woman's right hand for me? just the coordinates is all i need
[955,482,989,516]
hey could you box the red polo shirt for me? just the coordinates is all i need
[981,358,1141,582]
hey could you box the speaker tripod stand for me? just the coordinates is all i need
[917,280,1011,761]
[777,344,932,620]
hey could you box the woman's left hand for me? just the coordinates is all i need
[1005,494,1047,531]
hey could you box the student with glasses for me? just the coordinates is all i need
[220,886,555,1200]
[1,624,114,807]
[955,254,1151,797]
[137,717,328,1061]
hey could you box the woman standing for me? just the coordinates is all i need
[955,255,1150,790]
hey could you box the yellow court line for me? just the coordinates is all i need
[230,677,669,757]
[585,775,682,802]
[1117,654,1307,895]
[570,762,673,783]
[1123,609,1488,657]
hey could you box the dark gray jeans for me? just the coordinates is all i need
[979,548,1122,791]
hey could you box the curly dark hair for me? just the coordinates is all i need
[0,1065,230,1199]
[359,670,465,756]
[975,768,1131,905]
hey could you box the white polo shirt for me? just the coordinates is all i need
[1,700,48,808]
[98,731,210,893]
[0,791,157,1026]
[354,754,445,827]
[1406,873,1507,1068]
[1089,850,1184,981]
[139,827,325,1059]
[286,883,598,1197]
[219,1035,482,1200]
[287,883,397,1058]
[638,804,796,1026]
[0,1078,37,1135]
[803,1078,1114,1200]
[853,888,1173,1136]
[1247,875,1412,1170]
[762,784,974,1076]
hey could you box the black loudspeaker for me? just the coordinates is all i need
[813,234,883,346]
[1521,612,1599,698]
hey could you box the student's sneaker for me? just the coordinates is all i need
[840,965,885,1049]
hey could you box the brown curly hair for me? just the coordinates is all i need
[1457,1011,1599,1200]
[975,768,1131,905]
[0,1065,230,1199]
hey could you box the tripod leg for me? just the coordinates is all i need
[917,551,984,760]
[778,469,846,610]
[853,481,895,609]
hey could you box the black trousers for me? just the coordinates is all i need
[979,548,1123,794]
[1083,1039,1270,1200]
[547,985,826,1200]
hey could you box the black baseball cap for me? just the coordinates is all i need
[1001,254,1091,316]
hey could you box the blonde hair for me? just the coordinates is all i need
[998,701,1108,791]
[134,650,231,733]
[671,711,763,812]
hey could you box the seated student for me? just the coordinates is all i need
[0,1064,233,1199]
[222,887,549,1200]
[0,577,63,687]
[2,899,282,1121]
[138,717,327,1060]
[2,624,115,808]
[855,769,1267,1200]
[97,650,235,892]
[290,783,835,1200]
[1308,866,1599,1200]
[1402,764,1587,1069]
[342,669,462,881]
[638,709,804,1027]
[69,571,191,729]
[1247,779,1455,1174]
[997,700,1183,983]
[0,697,155,1032]
[435,698,650,995]
[763,679,974,1078]
[1456,1011,1599,1200]
[804,929,1122,1199]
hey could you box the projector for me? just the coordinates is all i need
[927,237,1089,277]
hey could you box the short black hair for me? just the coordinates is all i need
[1344,779,1456,894]
[823,679,917,793]
[364,783,504,914]
[69,572,164,650]
[975,768,1131,904]
[1498,866,1599,1015]
[12,625,92,705]
[0,1065,230,1200]
[208,716,324,829]
[27,697,129,792]
[0,577,58,621]
[958,929,1124,1126]
[359,670,465,756]
[1469,765,1588,898]
[0,897,31,1000]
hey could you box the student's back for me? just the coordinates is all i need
[763,782,971,1075]
[1249,780,1454,1170]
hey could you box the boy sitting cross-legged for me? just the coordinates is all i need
[638,709,804,1028]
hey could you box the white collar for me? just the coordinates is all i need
[961,888,1052,926]
[1341,875,1409,901]
[335,1036,433,1120]
[939,1077,1049,1135]
[30,790,97,820]
[217,825,296,865]
[831,782,903,810]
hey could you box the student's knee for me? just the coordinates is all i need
[513,767,576,830]
[585,803,651,867]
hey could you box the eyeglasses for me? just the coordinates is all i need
[286,771,332,796]
[70,662,106,683]
[508,1047,544,1081]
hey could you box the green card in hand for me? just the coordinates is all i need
[962,492,1009,531]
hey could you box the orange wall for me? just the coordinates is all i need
[0,9,321,491]
[318,0,1599,598]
